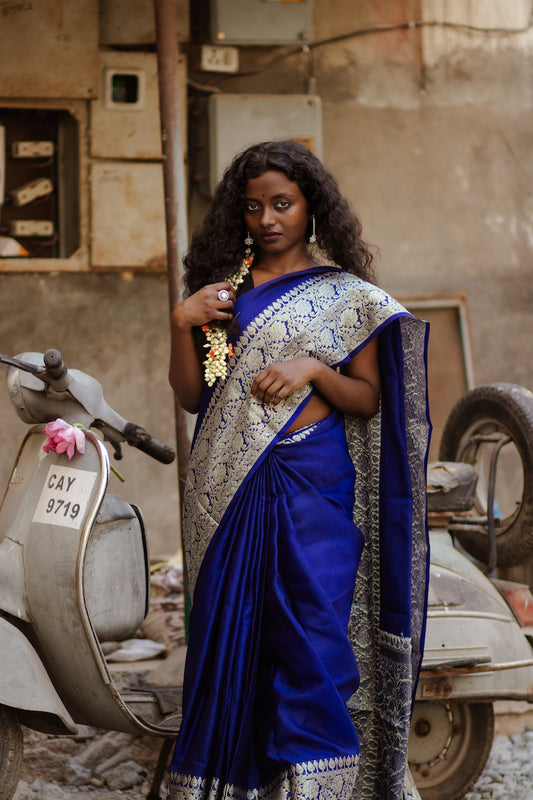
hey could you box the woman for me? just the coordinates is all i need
[168,140,430,800]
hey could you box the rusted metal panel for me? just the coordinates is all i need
[90,52,187,161]
[0,1,99,99]
[90,162,167,268]
[99,0,189,45]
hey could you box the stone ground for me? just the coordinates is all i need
[13,727,165,800]
[11,653,180,800]
[10,565,185,800]
[462,704,533,800]
[9,561,533,800]
[10,702,533,800]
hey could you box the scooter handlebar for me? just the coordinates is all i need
[123,421,176,464]
[43,348,67,380]
[1,349,176,464]
[0,349,69,390]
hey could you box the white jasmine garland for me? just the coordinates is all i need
[202,255,253,386]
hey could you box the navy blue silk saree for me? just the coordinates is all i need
[168,267,431,800]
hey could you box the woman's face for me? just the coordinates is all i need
[244,170,309,257]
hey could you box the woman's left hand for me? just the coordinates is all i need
[251,337,380,419]
[251,358,319,405]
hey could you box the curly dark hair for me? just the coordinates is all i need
[184,139,375,295]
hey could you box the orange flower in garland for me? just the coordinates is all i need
[202,255,253,387]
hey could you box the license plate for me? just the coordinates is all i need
[33,465,98,530]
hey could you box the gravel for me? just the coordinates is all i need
[465,730,533,800]
[11,712,533,800]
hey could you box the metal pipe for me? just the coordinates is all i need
[153,0,191,527]
[153,0,192,635]
[153,0,188,306]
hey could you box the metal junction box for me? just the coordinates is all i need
[0,107,81,260]
[193,0,313,46]
[90,161,167,269]
[209,93,322,192]
[91,51,164,160]
[88,50,186,268]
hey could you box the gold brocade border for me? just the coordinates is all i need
[182,270,408,596]
[168,754,359,800]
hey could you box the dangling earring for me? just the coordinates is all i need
[308,215,317,244]
[244,231,253,255]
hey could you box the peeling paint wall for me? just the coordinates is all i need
[187,0,533,402]
[0,0,188,557]
[1,0,533,554]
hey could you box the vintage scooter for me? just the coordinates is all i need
[0,349,181,800]
[3,350,533,800]
[408,383,533,800]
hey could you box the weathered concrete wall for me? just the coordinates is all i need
[187,0,533,398]
[2,0,533,556]
[0,1,187,557]
[317,2,533,392]
[0,273,181,557]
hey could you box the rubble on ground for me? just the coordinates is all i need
[12,563,185,800]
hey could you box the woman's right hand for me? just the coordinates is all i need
[169,282,235,412]
[171,282,235,329]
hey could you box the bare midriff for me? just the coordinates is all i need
[285,393,331,433]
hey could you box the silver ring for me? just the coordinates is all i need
[217,289,230,302]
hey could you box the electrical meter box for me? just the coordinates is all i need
[209,94,322,192]
[193,0,313,45]
[0,108,80,259]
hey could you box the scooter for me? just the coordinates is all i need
[3,351,533,800]
[408,383,533,800]
[0,349,181,800]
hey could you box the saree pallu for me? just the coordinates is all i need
[169,267,431,800]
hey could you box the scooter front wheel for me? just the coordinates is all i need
[408,700,494,800]
[0,706,23,800]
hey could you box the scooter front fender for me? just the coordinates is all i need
[0,616,77,735]
[419,531,533,702]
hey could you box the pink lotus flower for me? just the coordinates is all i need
[43,418,86,461]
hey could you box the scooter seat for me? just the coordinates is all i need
[427,461,478,513]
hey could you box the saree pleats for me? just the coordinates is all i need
[169,414,364,800]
